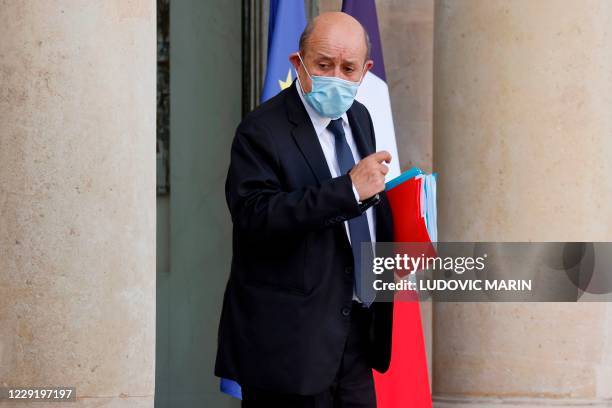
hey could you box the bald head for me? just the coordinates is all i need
[299,12,371,62]
[289,11,374,93]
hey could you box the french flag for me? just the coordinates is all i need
[342,1,433,407]
[342,0,401,181]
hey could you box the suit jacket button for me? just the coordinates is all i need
[344,266,353,275]
[341,307,351,317]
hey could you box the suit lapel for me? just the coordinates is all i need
[291,121,333,183]
[347,106,375,160]
[287,82,332,183]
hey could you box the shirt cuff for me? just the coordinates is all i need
[351,183,361,204]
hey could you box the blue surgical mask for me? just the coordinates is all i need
[297,53,364,119]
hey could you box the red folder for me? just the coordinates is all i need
[374,172,435,408]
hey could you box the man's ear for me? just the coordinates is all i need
[289,52,312,92]
[362,59,374,78]
[289,52,301,72]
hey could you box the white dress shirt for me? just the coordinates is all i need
[296,80,377,301]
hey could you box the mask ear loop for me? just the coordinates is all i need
[296,52,314,94]
[297,52,314,81]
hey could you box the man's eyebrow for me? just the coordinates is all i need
[312,53,360,65]
[340,57,361,67]
[312,52,334,60]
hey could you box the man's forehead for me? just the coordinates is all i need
[310,50,361,64]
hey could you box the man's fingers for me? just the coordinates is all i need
[370,150,392,164]
[378,163,389,175]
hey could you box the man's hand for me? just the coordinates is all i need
[349,151,391,201]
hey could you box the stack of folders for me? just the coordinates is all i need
[373,167,437,408]
[384,167,437,244]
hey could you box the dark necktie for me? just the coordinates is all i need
[327,118,375,306]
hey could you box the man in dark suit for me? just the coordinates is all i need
[215,12,395,407]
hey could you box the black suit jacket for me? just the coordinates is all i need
[215,81,394,396]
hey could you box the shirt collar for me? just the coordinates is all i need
[295,78,349,137]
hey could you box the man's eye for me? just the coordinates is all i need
[318,64,328,69]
